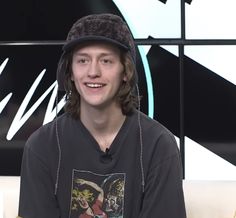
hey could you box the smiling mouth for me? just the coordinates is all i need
[85,83,105,88]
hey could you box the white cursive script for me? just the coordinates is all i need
[0,58,66,141]
[0,58,13,114]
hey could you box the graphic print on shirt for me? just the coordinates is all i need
[69,169,125,218]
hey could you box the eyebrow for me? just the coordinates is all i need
[73,52,117,58]
[73,52,89,57]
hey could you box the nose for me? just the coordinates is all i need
[88,60,101,78]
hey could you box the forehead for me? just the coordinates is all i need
[73,41,122,56]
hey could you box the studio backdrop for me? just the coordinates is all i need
[0,0,236,179]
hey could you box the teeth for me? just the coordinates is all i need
[86,83,104,88]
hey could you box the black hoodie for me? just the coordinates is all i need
[18,110,186,218]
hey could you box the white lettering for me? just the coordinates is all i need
[43,83,65,125]
[0,93,12,114]
[0,58,13,114]
[6,69,65,140]
[0,58,9,75]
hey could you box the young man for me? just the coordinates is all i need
[18,13,186,218]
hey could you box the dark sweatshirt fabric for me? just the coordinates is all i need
[18,110,186,218]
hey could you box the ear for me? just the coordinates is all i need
[71,73,74,81]
[123,71,128,82]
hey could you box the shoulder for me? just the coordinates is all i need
[139,111,175,140]
[25,113,71,151]
[138,111,179,160]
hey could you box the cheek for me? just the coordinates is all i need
[115,74,126,90]
[71,64,77,81]
[70,72,82,93]
[71,62,81,81]
[71,69,81,83]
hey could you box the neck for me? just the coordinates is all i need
[80,104,126,151]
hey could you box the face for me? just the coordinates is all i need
[71,42,125,111]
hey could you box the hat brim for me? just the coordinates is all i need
[63,35,129,52]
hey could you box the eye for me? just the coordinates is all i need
[101,58,113,64]
[73,55,90,64]
[77,58,89,64]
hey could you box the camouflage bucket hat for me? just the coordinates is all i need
[56,13,136,91]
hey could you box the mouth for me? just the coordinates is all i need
[85,83,106,88]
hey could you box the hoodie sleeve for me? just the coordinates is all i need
[18,139,60,218]
[138,132,187,218]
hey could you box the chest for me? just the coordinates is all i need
[57,140,143,218]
